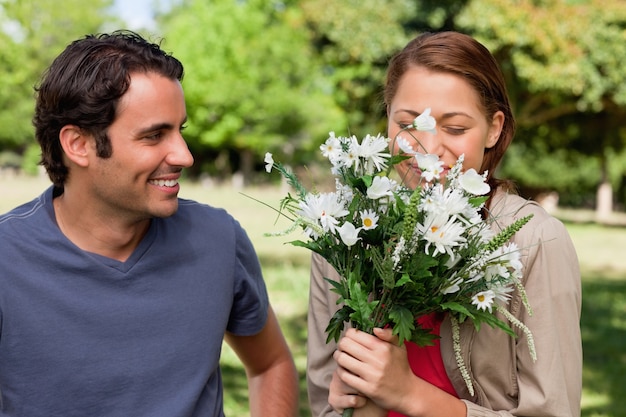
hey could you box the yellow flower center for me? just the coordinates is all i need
[431,226,444,238]
[363,218,373,228]
[477,294,485,302]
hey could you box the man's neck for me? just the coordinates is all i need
[53,191,150,262]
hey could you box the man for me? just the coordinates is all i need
[0,31,298,416]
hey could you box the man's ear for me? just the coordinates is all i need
[59,125,91,167]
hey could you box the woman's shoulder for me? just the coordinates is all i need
[490,190,554,224]
[489,190,571,243]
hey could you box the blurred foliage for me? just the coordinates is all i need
[158,0,345,179]
[457,0,626,201]
[1,0,625,209]
[0,0,117,155]
[459,0,626,111]
[498,137,601,206]
[299,0,416,133]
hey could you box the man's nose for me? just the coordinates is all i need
[168,133,194,168]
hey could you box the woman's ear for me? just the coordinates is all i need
[59,125,91,167]
[486,111,505,149]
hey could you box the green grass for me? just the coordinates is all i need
[2,175,626,416]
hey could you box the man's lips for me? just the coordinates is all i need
[148,178,179,187]
[148,173,182,188]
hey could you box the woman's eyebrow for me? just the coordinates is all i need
[394,109,474,120]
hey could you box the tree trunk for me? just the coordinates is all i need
[233,148,254,189]
[596,155,613,223]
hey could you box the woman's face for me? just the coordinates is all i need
[387,66,504,189]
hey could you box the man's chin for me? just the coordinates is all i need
[152,202,179,219]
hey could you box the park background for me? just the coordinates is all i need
[1,0,625,416]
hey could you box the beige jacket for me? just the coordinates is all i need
[306,191,582,417]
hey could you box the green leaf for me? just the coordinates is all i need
[344,278,378,331]
[410,327,438,347]
[395,273,411,288]
[441,302,475,320]
[468,196,489,207]
[389,305,415,344]
[389,154,413,166]
[361,175,374,188]
[472,309,516,338]
[324,277,348,300]
[325,306,353,343]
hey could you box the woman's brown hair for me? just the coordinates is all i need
[384,31,516,195]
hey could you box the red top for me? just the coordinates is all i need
[387,313,458,417]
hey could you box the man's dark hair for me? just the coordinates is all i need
[33,30,184,187]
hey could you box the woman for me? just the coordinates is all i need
[306,31,582,417]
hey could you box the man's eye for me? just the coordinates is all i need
[145,132,162,140]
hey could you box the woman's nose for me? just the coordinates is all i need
[415,131,443,156]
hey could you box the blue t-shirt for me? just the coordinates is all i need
[0,187,269,417]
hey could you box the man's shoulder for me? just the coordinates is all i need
[0,188,50,229]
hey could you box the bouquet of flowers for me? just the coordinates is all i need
[263,109,536,396]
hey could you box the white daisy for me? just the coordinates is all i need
[415,153,444,182]
[335,178,354,202]
[418,212,467,258]
[395,135,417,155]
[490,283,514,303]
[338,136,360,171]
[297,192,349,235]
[358,133,390,174]
[419,185,444,214]
[472,290,496,312]
[320,132,342,161]
[497,242,523,275]
[360,209,379,230]
[485,263,510,283]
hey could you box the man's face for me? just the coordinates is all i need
[85,71,194,223]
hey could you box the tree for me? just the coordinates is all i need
[457,0,626,215]
[300,0,417,133]
[159,0,345,183]
[0,0,117,169]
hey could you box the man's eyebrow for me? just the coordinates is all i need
[137,123,173,134]
[136,117,188,134]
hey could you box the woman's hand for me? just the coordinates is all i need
[331,327,467,417]
[328,364,368,412]
[332,327,417,412]
[328,366,388,417]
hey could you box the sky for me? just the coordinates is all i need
[112,0,173,30]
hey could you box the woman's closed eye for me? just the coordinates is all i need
[443,126,468,135]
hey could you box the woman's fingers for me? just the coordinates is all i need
[328,367,368,413]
